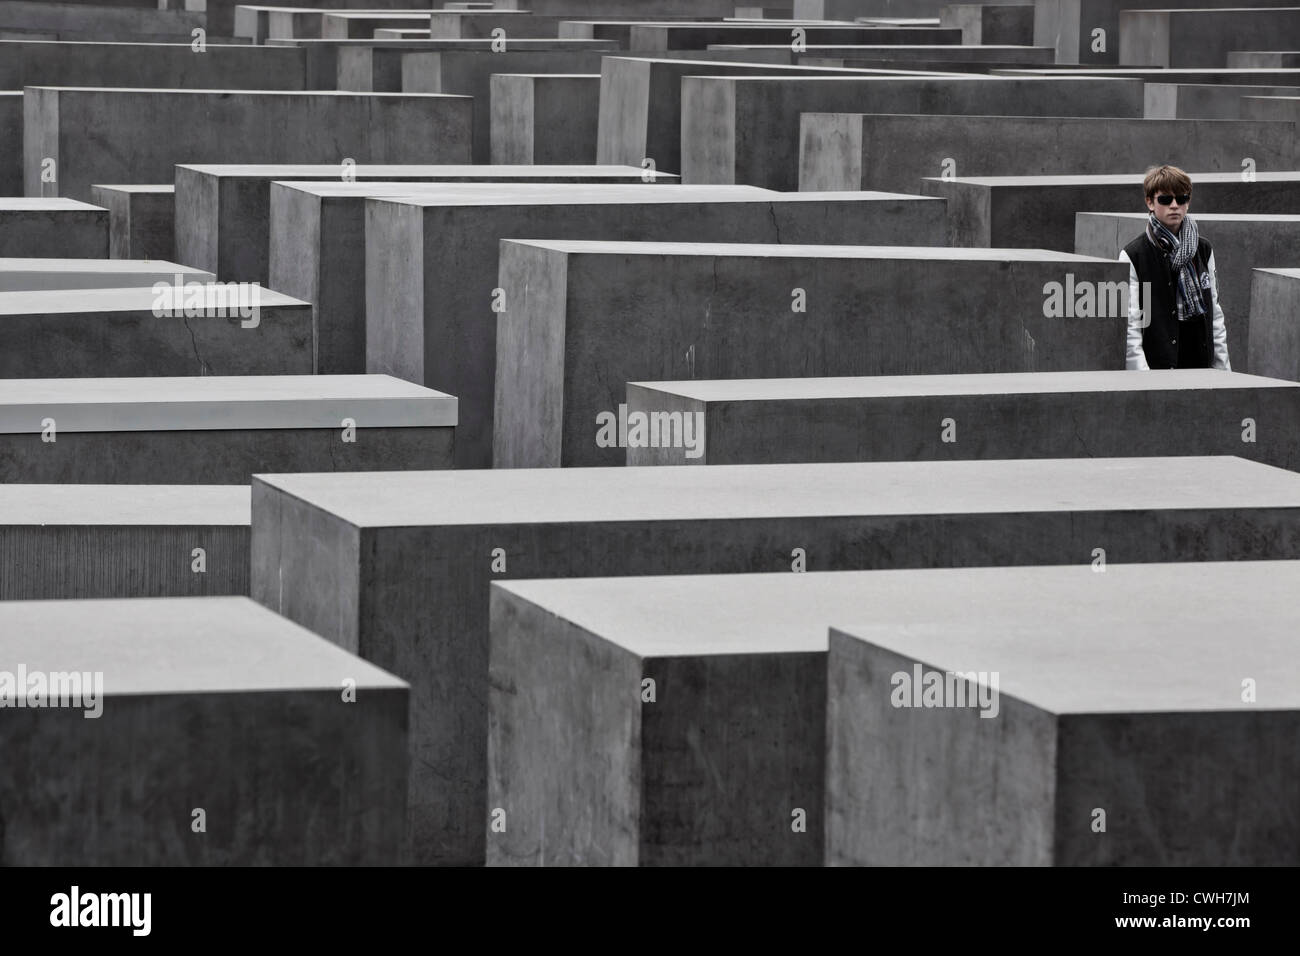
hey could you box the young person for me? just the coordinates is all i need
[1120,165,1231,370]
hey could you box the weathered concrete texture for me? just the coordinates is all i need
[0,90,18,195]
[563,19,960,47]
[1243,95,1300,122]
[364,186,946,469]
[495,241,1126,468]
[0,257,208,292]
[0,199,107,257]
[1230,51,1300,68]
[1076,212,1300,372]
[681,75,1144,190]
[399,48,613,163]
[798,113,1299,193]
[785,43,1052,62]
[252,456,1300,864]
[490,579,826,866]
[0,1,203,42]
[795,0,951,15]
[0,286,312,378]
[1033,0,1300,65]
[0,374,455,483]
[939,2,1033,45]
[184,163,670,287]
[1145,83,1300,120]
[336,40,614,93]
[0,596,408,865]
[23,87,473,202]
[922,172,1300,250]
[0,484,249,599]
[89,185,175,261]
[270,174,681,375]
[1249,268,1300,382]
[491,74,600,165]
[825,560,1300,865]
[595,56,964,175]
[0,40,307,89]
[625,370,1300,470]
[1121,8,1300,69]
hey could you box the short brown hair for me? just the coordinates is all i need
[1144,164,1192,199]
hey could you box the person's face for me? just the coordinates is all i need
[1146,188,1190,231]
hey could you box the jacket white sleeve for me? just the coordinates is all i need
[1119,249,1150,370]
[1207,251,1231,370]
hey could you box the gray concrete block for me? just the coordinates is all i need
[0,374,454,482]
[398,48,613,163]
[89,185,175,261]
[0,0,203,42]
[923,172,1300,249]
[23,87,473,202]
[428,11,583,40]
[491,74,600,165]
[825,560,1300,865]
[563,19,961,47]
[335,40,614,94]
[495,241,1126,468]
[0,257,208,291]
[681,75,1144,189]
[0,198,107,257]
[785,43,1052,62]
[490,576,826,866]
[1249,267,1300,382]
[213,0,418,40]
[798,114,1299,193]
[184,163,668,287]
[1032,0,1300,65]
[595,56,964,175]
[268,173,679,375]
[0,596,408,865]
[939,2,1032,46]
[1121,8,1300,69]
[625,370,1300,470]
[1076,211,1300,372]
[364,186,947,468]
[0,286,311,377]
[251,455,1300,865]
[323,11,453,40]
[1229,51,1300,68]
[0,90,18,196]
[795,0,950,15]
[0,484,248,598]
[998,66,1300,85]
[1243,95,1300,122]
[0,39,307,89]
[1145,83,1300,120]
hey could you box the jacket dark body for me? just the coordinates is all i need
[1124,233,1214,369]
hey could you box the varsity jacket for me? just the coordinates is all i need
[1119,232,1230,371]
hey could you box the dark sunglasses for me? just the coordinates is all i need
[1155,193,1191,205]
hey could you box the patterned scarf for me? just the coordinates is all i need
[1145,211,1207,322]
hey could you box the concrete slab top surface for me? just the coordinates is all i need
[0,199,104,212]
[25,86,471,99]
[0,286,308,315]
[926,171,1300,186]
[264,38,619,47]
[89,184,175,194]
[366,185,932,206]
[185,163,660,178]
[0,258,205,276]
[494,561,1300,712]
[630,369,1299,401]
[1005,67,1300,76]
[0,374,456,432]
[1079,212,1300,222]
[0,484,249,525]
[498,239,1110,260]
[257,457,1300,527]
[712,44,1045,51]
[0,597,407,696]
[1256,267,1300,278]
